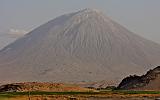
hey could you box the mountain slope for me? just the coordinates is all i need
[0,9,160,84]
[117,66,160,90]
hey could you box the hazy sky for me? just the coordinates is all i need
[0,0,160,49]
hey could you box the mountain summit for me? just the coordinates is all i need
[0,9,160,84]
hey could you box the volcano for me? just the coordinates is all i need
[0,9,160,84]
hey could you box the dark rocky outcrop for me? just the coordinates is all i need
[117,66,160,90]
[0,84,22,92]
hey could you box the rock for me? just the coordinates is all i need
[117,66,160,90]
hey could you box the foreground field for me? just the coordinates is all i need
[0,91,160,100]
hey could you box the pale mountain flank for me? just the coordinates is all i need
[0,9,160,85]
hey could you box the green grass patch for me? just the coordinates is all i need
[0,90,160,98]
[115,90,160,94]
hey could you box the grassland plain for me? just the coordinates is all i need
[0,91,160,100]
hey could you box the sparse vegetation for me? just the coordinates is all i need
[113,90,160,94]
[0,90,160,97]
[0,89,160,100]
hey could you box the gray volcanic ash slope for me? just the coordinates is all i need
[0,9,160,84]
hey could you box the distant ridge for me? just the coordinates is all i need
[0,82,91,92]
[0,9,160,85]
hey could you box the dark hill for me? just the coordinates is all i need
[117,66,160,90]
